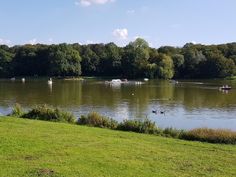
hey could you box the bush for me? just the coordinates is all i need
[162,127,184,138]
[22,105,75,123]
[117,119,159,134]
[77,112,118,129]
[181,128,236,144]
[9,103,24,117]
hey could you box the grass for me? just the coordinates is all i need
[0,117,236,177]
[181,128,236,144]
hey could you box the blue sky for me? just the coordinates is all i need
[0,0,236,47]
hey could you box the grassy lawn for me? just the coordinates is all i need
[0,117,235,177]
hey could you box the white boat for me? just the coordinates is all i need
[10,77,15,81]
[144,78,149,81]
[111,79,122,83]
[219,85,231,90]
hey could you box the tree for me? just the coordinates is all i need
[99,43,121,76]
[156,54,174,79]
[122,38,150,77]
[0,46,14,77]
[182,45,206,78]
[47,44,82,76]
[172,54,184,78]
[80,45,99,75]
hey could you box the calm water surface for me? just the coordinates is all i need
[0,78,236,130]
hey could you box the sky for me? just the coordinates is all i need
[0,0,236,47]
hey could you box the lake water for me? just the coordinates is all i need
[0,78,236,130]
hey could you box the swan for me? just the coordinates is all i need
[48,78,53,85]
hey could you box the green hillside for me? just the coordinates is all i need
[0,117,235,177]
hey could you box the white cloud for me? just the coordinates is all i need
[0,38,12,46]
[191,41,197,44]
[75,0,115,7]
[27,38,37,45]
[47,38,54,44]
[126,9,135,14]
[112,28,128,40]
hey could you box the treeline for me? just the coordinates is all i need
[0,38,236,79]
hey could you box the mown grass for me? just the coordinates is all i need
[0,117,236,177]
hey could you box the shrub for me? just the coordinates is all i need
[117,119,160,134]
[77,112,118,129]
[162,127,184,138]
[9,103,24,117]
[181,128,236,144]
[22,105,75,123]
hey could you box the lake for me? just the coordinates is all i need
[0,78,236,130]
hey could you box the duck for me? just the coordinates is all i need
[152,110,157,114]
[160,111,165,115]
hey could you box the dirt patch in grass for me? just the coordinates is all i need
[28,168,57,177]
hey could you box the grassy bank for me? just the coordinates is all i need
[9,105,236,144]
[0,117,236,177]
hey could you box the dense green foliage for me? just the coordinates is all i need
[0,118,235,177]
[1,39,236,78]
[117,119,159,134]
[9,103,24,117]
[10,104,75,123]
[77,112,118,129]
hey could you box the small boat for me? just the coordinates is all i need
[169,80,178,84]
[10,77,15,81]
[144,78,149,81]
[219,85,232,90]
[48,78,53,85]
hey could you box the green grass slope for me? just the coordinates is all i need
[0,117,236,177]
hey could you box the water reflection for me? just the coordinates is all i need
[0,79,235,130]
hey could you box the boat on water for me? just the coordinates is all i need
[10,77,15,81]
[105,79,128,85]
[219,85,232,90]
